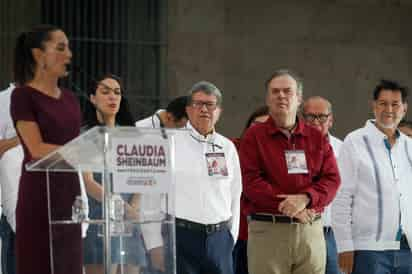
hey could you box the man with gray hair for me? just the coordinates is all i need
[240,70,340,274]
[302,96,343,274]
[161,81,241,274]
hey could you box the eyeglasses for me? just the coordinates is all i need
[303,113,330,123]
[190,100,218,111]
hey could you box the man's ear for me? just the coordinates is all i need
[214,106,223,123]
[297,94,303,106]
[371,100,377,111]
[329,114,334,129]
[218,106,223,115]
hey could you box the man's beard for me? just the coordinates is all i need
[376,118,399,130]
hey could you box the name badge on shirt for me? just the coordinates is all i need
[205,152,228,178]
[285,150,308,174]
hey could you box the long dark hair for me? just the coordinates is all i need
[13,24,61,85]
[82,74,135,128]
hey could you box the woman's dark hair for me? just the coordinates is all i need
[13,24,61,85]
[82,73,135,128]
[243,105,269,134]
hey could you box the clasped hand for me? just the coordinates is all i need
[277,194,315,223]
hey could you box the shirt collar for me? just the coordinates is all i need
[266,116,308,137]
[154,109,165,128]
[364,119,401,144]
[185,121,217,142]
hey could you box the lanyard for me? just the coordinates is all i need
[190,133,222,152]
[152,113,165,128]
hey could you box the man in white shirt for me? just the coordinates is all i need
[302,96,342,274]
[174,81,241,274]
[0,83,22,274]
[333,80,412,274]
[144,81,241,274]
[135,96,188,128]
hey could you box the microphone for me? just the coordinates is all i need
[65,64,91,100]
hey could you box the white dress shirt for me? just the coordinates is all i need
[0,83,16,139]
[0,83,21,231]
[174,123,242,237]
[0,146,22,231]
[332,120,412,252]
[322,134,343,227]
[135,109,164,128]
[141,122,242,249]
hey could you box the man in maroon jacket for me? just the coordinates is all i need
[240,69,341,274]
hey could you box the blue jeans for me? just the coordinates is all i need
[0,215,16,274]
[324,227,340,274]
[176,225,234,274]
[352,236,412,274]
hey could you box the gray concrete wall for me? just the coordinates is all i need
[167,0,412,139]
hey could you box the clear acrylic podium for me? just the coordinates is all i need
[26,126,177,274]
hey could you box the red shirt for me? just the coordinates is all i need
[239,117,340,215]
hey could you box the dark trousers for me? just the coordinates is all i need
[352,236,412,274]
[232,239,248,274]
[0,215,16,274]
[176,224,234,274]
[324,228,340,274]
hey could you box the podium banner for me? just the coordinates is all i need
[111,133,172,194]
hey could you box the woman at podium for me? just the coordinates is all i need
[10,25,83,274]
[82,74,147,274]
